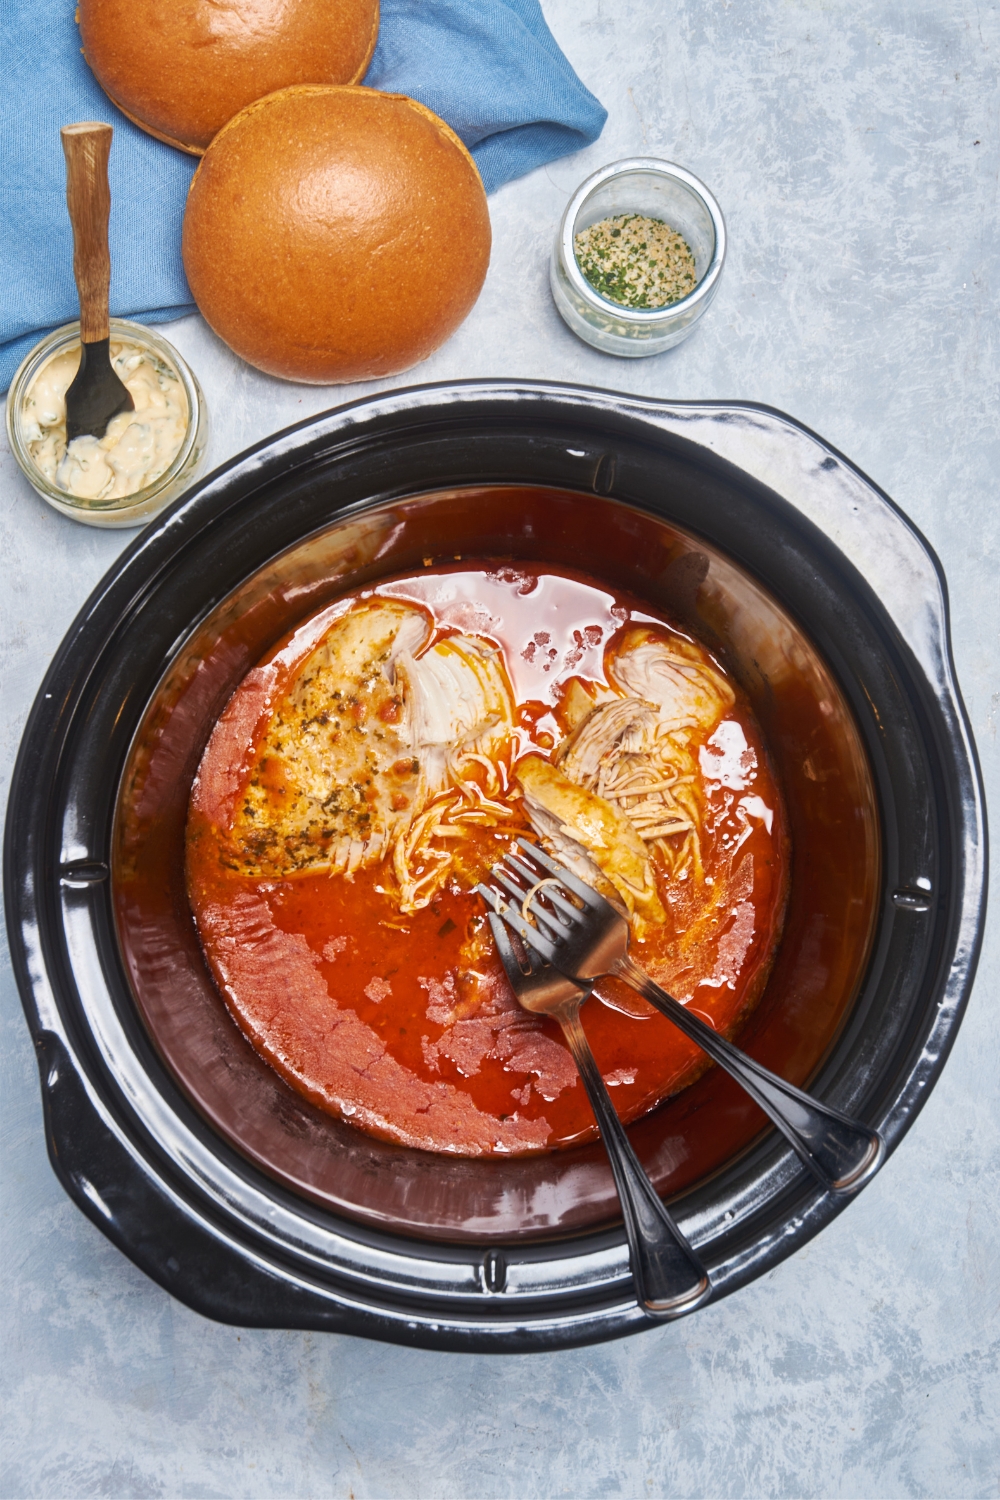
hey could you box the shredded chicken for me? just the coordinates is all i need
[221,607,733,929]
[396,635,512,799]
[221,599,517,912]
[391,634,516,910]
[523,627,736,895]
[607,627,735,731]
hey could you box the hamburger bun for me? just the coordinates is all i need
[79,0,379,154]
[181,86,492,384]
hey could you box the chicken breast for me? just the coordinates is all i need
[556,696,658,787]
[607,627,734,732]
[515,754,667,936]
[549,627,736,886]
[390,633,516,911]
[224,598,431,878]
[218,599,517,911]
[397,634,514,799]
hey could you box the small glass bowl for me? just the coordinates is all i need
[5,318,208,528]
[550,158,727,358]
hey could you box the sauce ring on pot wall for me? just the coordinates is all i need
[79,0,380,154]
[181,86,491,384]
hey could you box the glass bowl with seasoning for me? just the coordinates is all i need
[551,158,726,358]
[5,318,208,528]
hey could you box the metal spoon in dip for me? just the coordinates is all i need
[60,122,133,442]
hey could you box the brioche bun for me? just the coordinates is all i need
[181,86,491,384]
[79,0,379,154]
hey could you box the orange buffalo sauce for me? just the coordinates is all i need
[185,563,788,1156]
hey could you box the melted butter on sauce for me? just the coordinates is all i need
[186,564,788,1156]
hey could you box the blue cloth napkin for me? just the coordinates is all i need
[0,0,605,391]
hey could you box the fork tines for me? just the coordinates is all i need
[475,838,602,964]
[510,839,605,908]
[486,910,535,978]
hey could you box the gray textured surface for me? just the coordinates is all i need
[2,1,998,1495]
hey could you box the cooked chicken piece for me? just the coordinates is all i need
[220,597,520,896]
[556,693,696,843]
[559,676,618,734]
[391,635,516,911]
[549,628,736,886]
[515,754,667,938]
[556,696,658,786]
[397,635,514,799]
[224,599,431,878]
[607,627,734,733]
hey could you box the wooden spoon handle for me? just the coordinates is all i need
[61,122,114,344]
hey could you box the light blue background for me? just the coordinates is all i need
[2,1,997,1495]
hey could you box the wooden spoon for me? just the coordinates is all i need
[60,122,134,442]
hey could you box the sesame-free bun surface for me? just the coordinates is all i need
[80,0,379,154]
[182,87,491,384]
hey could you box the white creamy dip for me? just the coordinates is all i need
[22,340,188,501]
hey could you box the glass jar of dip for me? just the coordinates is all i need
[5,318,207,527]
[550,158,726,358]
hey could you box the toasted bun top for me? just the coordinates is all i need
[80,0,379,153]
[181,87,491,385]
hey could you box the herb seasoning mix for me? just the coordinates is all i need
[574,214,697,310]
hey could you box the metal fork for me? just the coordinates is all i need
[479,839,885,1196]
[486,913,711,1320]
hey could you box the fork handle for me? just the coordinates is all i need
[614,956,884,1194]
[557,1007,711,1320]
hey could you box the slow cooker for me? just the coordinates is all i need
[4,381,986,1352]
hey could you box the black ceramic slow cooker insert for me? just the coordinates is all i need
[4,381,986,1352]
